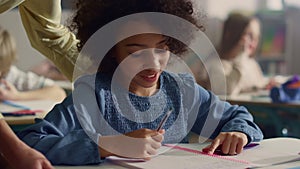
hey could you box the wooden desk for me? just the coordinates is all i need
[221,90,300,108]
[54,137,300,169]
[55,80,73,95]
[1,100,57,131]
[220,91,300,138]
[54,80,73,91]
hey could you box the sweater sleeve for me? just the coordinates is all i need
[0,0,24,13]
[191,84,263,143]
[17,96,102,165]
[18,0,79,81]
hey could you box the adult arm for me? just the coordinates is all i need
[0,118,54,169]
[0,0,24,13]
[18,0,79,81]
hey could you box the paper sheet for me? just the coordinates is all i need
[107,138,300,169]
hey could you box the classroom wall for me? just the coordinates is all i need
[194,0,262,19]
[0,9,43,71]
[285,7,300,75]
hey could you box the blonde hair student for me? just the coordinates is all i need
[0,26,66,102]
[18,0,263,166]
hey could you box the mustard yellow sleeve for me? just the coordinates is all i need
[0,113,3,119]
[0,0,24,13]
[18,0,80,81]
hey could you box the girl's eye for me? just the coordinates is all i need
[155,48,168,54]
[130,53,141,57]
[129,48,168,57]
[129,51,143,57]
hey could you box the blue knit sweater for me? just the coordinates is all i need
[18,71,263,165]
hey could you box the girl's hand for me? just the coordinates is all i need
[98,128,165,160]
[202,132,248,155]
[265,78,280,90]
[0,79,20,101]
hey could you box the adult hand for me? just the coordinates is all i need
[9,146,54,169]
[202,132,248,155]
[99,128,165,160]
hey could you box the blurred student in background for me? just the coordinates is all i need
[203,12,277,95]
[0,26,66,102]
[30,59,68,81]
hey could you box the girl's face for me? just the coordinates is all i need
[242,19,260,56]
[113,23,170,96]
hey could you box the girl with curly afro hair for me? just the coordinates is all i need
[69,0,204,74]
[19,0,263,165]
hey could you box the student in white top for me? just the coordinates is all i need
[203,13,277,95]
[0,26,66,102]
[30,59,68,81]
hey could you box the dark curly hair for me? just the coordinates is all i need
[69,0,204,73]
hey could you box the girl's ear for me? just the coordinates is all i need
[165,45,170,50]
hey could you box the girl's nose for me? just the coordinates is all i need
[142,49,161,70]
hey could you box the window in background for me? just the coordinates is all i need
[267,0,284,10]
[284,0,300,8]
[205,0,258,19]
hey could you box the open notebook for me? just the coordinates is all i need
[107,138,300,169]
[0,100,57,120]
